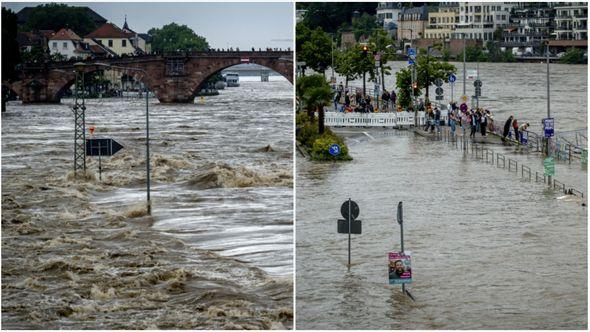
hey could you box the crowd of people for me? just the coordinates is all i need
[332,82,400,113]
[330,82,530,143]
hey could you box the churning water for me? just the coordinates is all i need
[2,78,293,329]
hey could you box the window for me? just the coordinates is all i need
[108,40,113,47]
[52,42,57,49]
[122,39,127,47]
[63,42,68,49]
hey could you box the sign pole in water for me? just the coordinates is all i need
[396,202,415,301]
[338,199,361,270]
[348,198,352,270]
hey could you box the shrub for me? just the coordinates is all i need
[310,133,352,161]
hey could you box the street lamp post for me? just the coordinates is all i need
[462,33,466,98]
[545,40,552,185]
[93,63,151,215]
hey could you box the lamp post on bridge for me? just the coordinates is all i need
[93,62,152,215]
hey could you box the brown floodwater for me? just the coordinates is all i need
[2,77,293,329]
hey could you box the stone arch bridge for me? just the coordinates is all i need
[5,51,293,104]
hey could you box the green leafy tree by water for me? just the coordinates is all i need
[298,27,332,76]
[352,13,378,40]
[148,23,209,52]
[296,74,332,134]
[334,48,359,87]
[368,28,395,91]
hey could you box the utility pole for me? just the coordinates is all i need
[545,41,552,185]
[462,33,466,97]
[72,63,87,175]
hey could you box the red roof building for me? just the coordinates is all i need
[49,28,81,41]
[85,22,134,39]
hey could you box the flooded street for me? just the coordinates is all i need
[296,128,587,329]
[2,77,293,329]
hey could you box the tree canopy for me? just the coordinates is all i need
[297,26,332,75]
[297,2,378,34]
[296,74,332,134]
[23,4,98,36]
[2,8,20,81]
[148,23,209,52]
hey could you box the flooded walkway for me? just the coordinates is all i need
[296,129,587,330]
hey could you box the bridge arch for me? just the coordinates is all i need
[187,59,293,101]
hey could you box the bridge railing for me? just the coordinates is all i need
[324,111,449,128]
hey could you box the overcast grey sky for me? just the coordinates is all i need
[2,2,293,49]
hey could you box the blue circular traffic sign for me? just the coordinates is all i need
[329,144,341,156]
[449,74,457,83]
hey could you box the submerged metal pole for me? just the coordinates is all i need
[348,198,352,270]
[462,34,466,97]
[546,42,552,186]
[146,83,151,215]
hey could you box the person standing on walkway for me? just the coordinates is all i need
[381,89,390,112]
[449,109,456,136]
[480,111,488,136]
[518,122,530,144]
[435,107,441,133]
[470,110,477,138]
[390,90,397,108]
[502,115,513,141]
[512,118,519,142]
[345,93,350,107]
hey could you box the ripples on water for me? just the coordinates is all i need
[296,130,586,330]
[2,79,293,329]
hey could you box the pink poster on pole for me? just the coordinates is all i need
[388,251,412,285]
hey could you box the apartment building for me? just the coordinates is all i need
[424,2,460,39]
[452,2,515,41]
[553,2,588,40]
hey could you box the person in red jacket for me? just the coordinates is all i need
[512,118,519,142]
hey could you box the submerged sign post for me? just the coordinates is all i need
[338,199,361,270]
[391,201,415,301]
[86,137,124,181]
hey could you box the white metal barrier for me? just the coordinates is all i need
[324,111,449,128]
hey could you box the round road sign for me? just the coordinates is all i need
[474,80,482,87]
[449,74,457,83]
[461,95,468,102]
[341,200,360,220]
[329,144,341,156]
[435,87,444,95]
[434,78,444,86]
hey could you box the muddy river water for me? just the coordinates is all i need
[2,77,293,329]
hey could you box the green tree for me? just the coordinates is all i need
[351,13,378,40]
[395,67,418,109]
[299,27,332,76]
[20,45,47,63]
[465,44,486,62]
[2,8,20,81]
[368,28,395,91]
[396,56,456,108]
[296,74,332,134]
[334,49,359,87]
[23,4,98,36]
[415,54,456,100]
[350,44,376,95]
[297,2,377,34]
[559,48,587,64]
[148,23,209,53]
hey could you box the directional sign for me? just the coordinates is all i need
[338,219,362,234]
[329,143,341,156]
[544,157,555,176]
[543,118,554,138]
[341,200,360,220]
[86,138,123,157]
[474,79,482,87]
[407,48,416,57]
[408,59,415,65]
[435,87,444,95]
[434,78,444,87]
[449,74,457,83]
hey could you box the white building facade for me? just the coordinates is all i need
[452,2,515,41]
[554,2,588,40]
